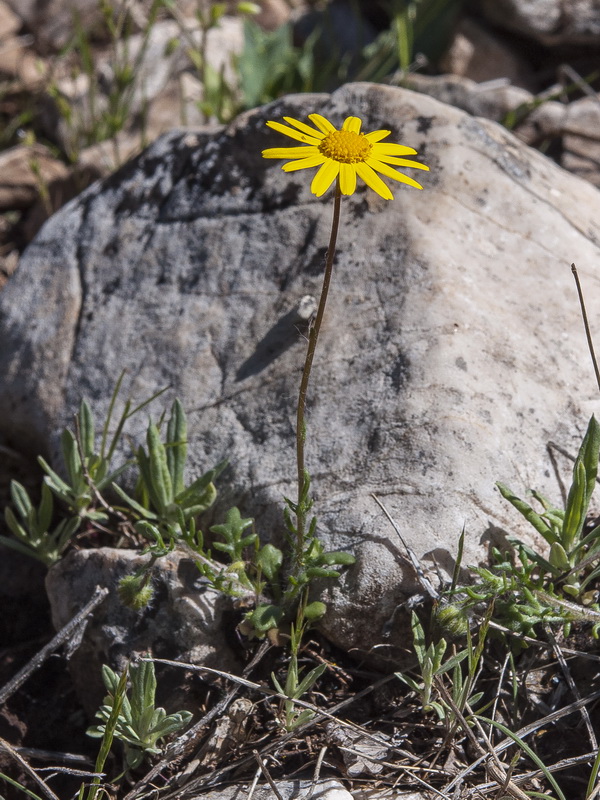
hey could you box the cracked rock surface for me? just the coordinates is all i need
[2,82,600,661]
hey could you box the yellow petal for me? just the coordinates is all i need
[371,142,418,156]
[311,158,340,196]
[342,116,362,134]
[364,129,391,143]
[355,162,393,200]
[373,155,429,171]
[282,154,327,172]
[339,163,357,195]
[308,113,336,134]
[266,120,321,145]
[262,146,320,159]
[366,157,424,189]
[283,116,326,139]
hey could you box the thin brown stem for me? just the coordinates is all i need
[294,185,342,562]
[571,263,600,393]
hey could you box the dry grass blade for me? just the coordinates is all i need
[444,686,600,792]
[252,751,285,800]
[432,681,532,800]
[544,624,597,749]
[0,736,61,800]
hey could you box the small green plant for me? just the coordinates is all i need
[38,398,127,524]
[87,660,192,771]
[1,480,80,565]
[395,611,485,721]
[271,618,326,731]
[498,415,600,599]
[49,0,168,164]
[447,415,600,639]
[113,398,225,529]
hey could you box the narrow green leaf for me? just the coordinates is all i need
[10,480,32,519]
[39,460,72,496]
[294,663,326,698]
[319,550,355,566]
[562,460,588,552]
[166,399,187,497]
[3,507,28,541]
[410,611,427,666]
[175,459,227,506]
[497,483,556,543]
[61,429,82,487]
[79,399,95,458]
[147,423,173,512]
[563,417,600,551]
[477,715,567,800]
[38,482,54,532]
[112,483,157,520]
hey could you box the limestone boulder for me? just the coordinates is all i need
[1,82,600,662]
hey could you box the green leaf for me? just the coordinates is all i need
[293,663,326,698]
[175,459,227,507]
[319,550,356,566]
[303,601,326,621]
[166,399,187,497]
[247,604,283,632]
[210,507,254,561]
[10,480,33,519]
[147,422,173,513]
[257,544,283,582]
[562,415,600,551]
[79,399,95,458]
[496,483,557,544]
[438,649,468,675]
[549,542,571,571]
[305,566,339,579]
[61,429,82,488]
[112,483,157,520]
[38,482,54,532]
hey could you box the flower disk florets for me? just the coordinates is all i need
[319,130,372,164]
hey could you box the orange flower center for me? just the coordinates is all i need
[319,130,372,164]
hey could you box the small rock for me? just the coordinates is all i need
[5,0,102,52]
[45,547,240,713]
[404,72,533,122]
[0,1,20,40]
[0,36,47,85]
[560,96,600,187]
[563,135,600,188]
[0,144,69,211]
[563,95,600,138]
[255,0,291,31]
[188,779,351,800]
[513,99,568,147]
[77,131,147,176]
[439,18,534,89]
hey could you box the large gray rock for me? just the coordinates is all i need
[2,82,600,662]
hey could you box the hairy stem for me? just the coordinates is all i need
[295,184,342,563]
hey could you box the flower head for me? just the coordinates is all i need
[262,113,429,200]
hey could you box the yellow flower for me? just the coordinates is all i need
[262,113,429,200]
